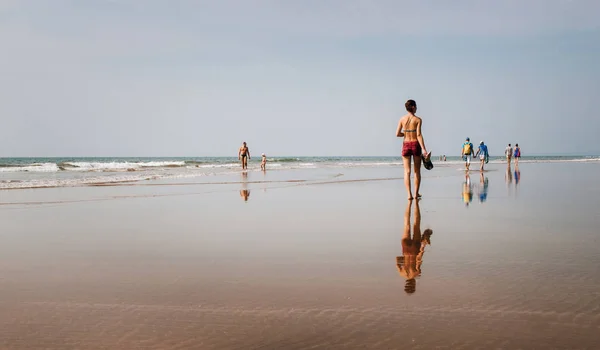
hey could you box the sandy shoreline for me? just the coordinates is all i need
[1,162,600,349]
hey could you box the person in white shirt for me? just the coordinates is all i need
[505,143,513,165]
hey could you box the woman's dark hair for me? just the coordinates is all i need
[405,100,417,112]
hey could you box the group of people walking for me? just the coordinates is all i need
[239,99,522,202]
[396,99,523,200]
[505,143,522,166]
[460,138,489,172]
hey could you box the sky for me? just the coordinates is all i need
[1,0,599,157]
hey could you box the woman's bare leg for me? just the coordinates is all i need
[414,155,422,198]
[404,199,412,240]
[413,199,422,243]
[403,156,413,200]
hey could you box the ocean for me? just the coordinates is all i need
[1,156,598,190]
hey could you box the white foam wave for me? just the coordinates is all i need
[62,161,185,171]
[195,163,240,169]
[2,157,599,190]
[0,163,60,173]
[0,174,156,189]
[537,158,600,163]
[0,171,211,190]
[336,162,402,167]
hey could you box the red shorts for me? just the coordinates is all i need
[402,141,422,157]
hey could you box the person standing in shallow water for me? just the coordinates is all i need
[513,143,521,166]
[475,140,489,172]
[238,142,250,170]
[396,99,429,200]
[505,143,513,165]
[462,137,474,171]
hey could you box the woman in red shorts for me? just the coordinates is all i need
[396,100,430,200]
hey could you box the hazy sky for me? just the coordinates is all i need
[1,0,599,157]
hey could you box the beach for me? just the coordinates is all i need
[1,160,600,349]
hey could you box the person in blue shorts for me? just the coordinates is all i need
[475,140,489,172]
[513,143,521,166]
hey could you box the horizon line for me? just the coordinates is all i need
[1,154,598,158]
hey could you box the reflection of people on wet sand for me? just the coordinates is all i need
[240,189,250,201]
[514,167,520,186]
[478,173,489,203]
[240,172,250,201]
[462,173,473,206]
[505,164,513,185]
[396,200,433,294]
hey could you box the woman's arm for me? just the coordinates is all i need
[396,119,404,137]
[416,119,427,155]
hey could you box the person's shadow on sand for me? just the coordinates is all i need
[396,200,433,294]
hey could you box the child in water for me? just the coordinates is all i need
[260,153,267,170]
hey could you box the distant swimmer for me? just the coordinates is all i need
[443,155,447,162]
[513,143,521,166]
[475,140,489,172]
[505,143,513,165]
[461,137,474,171]
[396,99,430,200]
[260,153,267,170]
[238,142,251,170]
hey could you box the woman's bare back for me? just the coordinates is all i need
[399,113,422,142]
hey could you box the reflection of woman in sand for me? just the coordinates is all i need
[396,200,433,294]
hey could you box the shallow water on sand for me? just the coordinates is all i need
[1,162,599,349]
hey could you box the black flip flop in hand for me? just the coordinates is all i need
[422,152,433,170]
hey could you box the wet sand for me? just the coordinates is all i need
[1,162,600,349]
